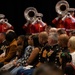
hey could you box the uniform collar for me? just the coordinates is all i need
[40,41,48,47]
[50,44,58,48]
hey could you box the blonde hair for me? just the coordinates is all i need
[69,36,75,50]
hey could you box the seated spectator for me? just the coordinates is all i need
[0,35,26,71]
[37,32,59,66]
[10,34,40,75]
[0,31,17,68]
[59,52,75,75]
[68,36,75,66]
[16,32,48,75]
[58,34,69,52]
[16,35,27,59]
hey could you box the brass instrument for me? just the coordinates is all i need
[24,7,38,22]
[55,0,70,16]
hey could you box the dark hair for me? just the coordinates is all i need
[71,30,75,35]
[31,34,40,47]
[6,31,17,42]
[60,52,72,71]
[33,63,63,75]
[57,29,66,35]
[18,35,25,41]
[18,35,28,48]
[18,35,28,56]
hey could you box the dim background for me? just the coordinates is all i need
[0,0,75,35]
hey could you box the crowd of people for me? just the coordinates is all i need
[0,28,75,75]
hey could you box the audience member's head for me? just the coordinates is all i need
[49,27,57,34]
[58,34,69,48]
[28,34,39,47]
[72,30,75,36]
[6,31,17,43]
[38,32,48,45]
[57,28,66,36]
[33,63,63,75]
[68,36,75,51]
[28,35,34,46]
[45,25,51,34]
[69,30,75,37]
[48,33,58,46]
[31,34,40,47]
[17,35,25,45]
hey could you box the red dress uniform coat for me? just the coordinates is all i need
[23,23,33,34]
[52,18,65,28]
[0,23,13,33]
[63,17,75,30]
[31,22,46,33]
[62,17,75,35]
[23,22,46,34]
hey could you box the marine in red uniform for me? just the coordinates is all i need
[0,14,13,33]
[52,14,65,29]
[63,8,75,30]
[23,20,46,34]
[61,8,75,35]
[23,14,46,34]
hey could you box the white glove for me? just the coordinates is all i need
[0,19,12,27]
[69,15,75,22]
[38,19,46,26]
[55,17,60,20]
[62,15,67,21]
[24,21,30,26]
[31,19,37,25]
[0,19,5,23]
[5,21,12,27]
